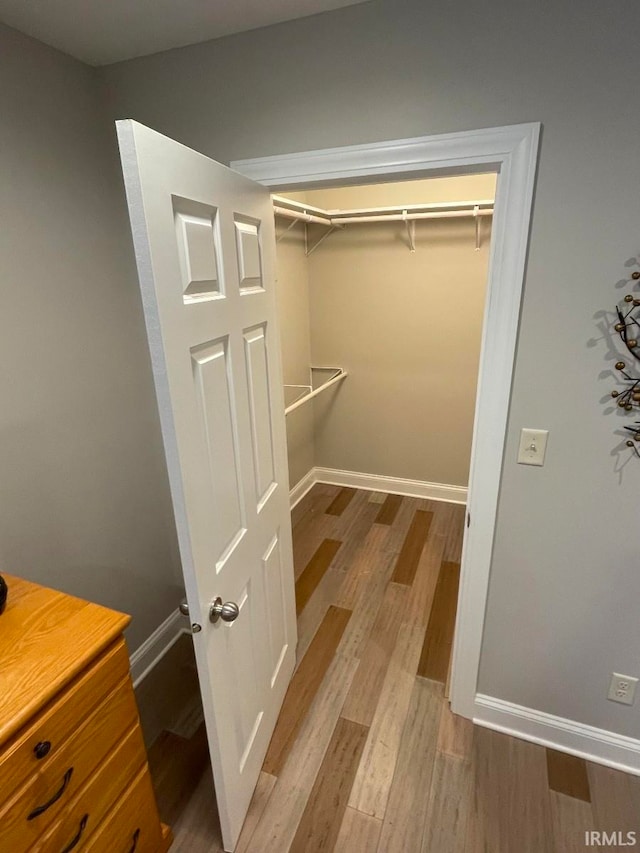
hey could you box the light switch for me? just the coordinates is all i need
[517,428,548,466]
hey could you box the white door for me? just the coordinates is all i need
[116,120,297,851]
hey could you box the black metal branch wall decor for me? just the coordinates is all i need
[612,269,640,457]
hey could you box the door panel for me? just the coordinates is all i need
[117,120,297,851]
[243,323,277,508]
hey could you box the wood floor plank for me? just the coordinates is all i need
[147,723,209,827]
[376,677,442,853]
[296,567,342,667]
[417,560,460,682]
[326,486,357,516]
[588,761,640,840]
[437,701,474,762]
[546,749,591,802]
[348,620,426,819]
[289,717,369,853]
[333,538,399,663]
[465,727,553,853]
[421,752,473,853]
[334,807,382,852]
[263,605,351,776]
[391,509,434,585]
[384,497,423,556]
[342,582,410,726]
[331,491,381,572]
[442,503,467,563]
[335,524,393,611]
[169,766,223,852]
[296,538,342,615]
[235,772,277,853]
[248,655,360,853]
[293,512,339,580]
[548,790,597,853]
[291,483,338,529]
[407,529,446,629]
[375,493,403,526]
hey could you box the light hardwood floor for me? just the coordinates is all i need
[165,484,640,852]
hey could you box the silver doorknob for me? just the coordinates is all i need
[209,597,240,624]
[179,600,190,616]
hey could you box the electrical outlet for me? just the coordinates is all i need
[608,672,638,705]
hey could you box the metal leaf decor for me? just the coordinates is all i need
[612,270,640,456]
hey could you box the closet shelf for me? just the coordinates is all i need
[273,194,494,253]
[284,366,347,415]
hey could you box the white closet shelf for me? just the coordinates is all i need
[284,366,347,415]
[273,194,494,252]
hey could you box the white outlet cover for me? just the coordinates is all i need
[608,672,638,706]
[517,428,549,466]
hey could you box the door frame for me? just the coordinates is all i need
[231,122,540,720]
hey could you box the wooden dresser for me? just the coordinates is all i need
[0,574,172,852]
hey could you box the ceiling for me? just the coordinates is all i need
[0,0,371,66]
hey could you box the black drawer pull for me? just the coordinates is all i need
[27,767,74,820]
[34,740,51,760]
[127,828,141,853]
[60,813,88,853]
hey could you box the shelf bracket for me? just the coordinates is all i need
[276,219,298,243]
[306,225,340,257]
[474,205,481,251]
[403,211,416,252]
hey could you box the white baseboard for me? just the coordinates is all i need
[290,466,467,507]
[289,468,318,509]
[474,694,640,775]
[129,609,190,688]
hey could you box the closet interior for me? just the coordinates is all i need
[273,173,497,497]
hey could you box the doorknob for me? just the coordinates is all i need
[178,600,202,633]
[209,597,240,624]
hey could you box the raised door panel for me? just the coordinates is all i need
[243,324,277,511]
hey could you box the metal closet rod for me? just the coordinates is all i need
[272,195,494,226]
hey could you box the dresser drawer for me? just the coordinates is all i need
[0,639,130,802]
[34,724,148,853]
[0,676,138,852]
[82,765,164,853]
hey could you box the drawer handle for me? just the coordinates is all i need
[128,828,141,853]
[27,767,74,820]
[34,740,52,760]
[60,813,88,853]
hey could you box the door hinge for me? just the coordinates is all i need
[467,512,471,528]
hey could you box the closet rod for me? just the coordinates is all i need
[326,199,494,216]
[273,205,331,226]
[331,208,493,225]
[284,368,347,416]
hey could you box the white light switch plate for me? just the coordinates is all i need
[517,428,549,466]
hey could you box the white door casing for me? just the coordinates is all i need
[231,123,540,722]
[117,120,297,851]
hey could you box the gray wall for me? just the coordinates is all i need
[0,23,183,651]
[100,0,640,737]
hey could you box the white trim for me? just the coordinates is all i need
[289,467,318,509]
[475,694,640,776]
[290,466,467,508]
[235,122,541,721]
[314,467,467,504]
[129,609,189,688]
